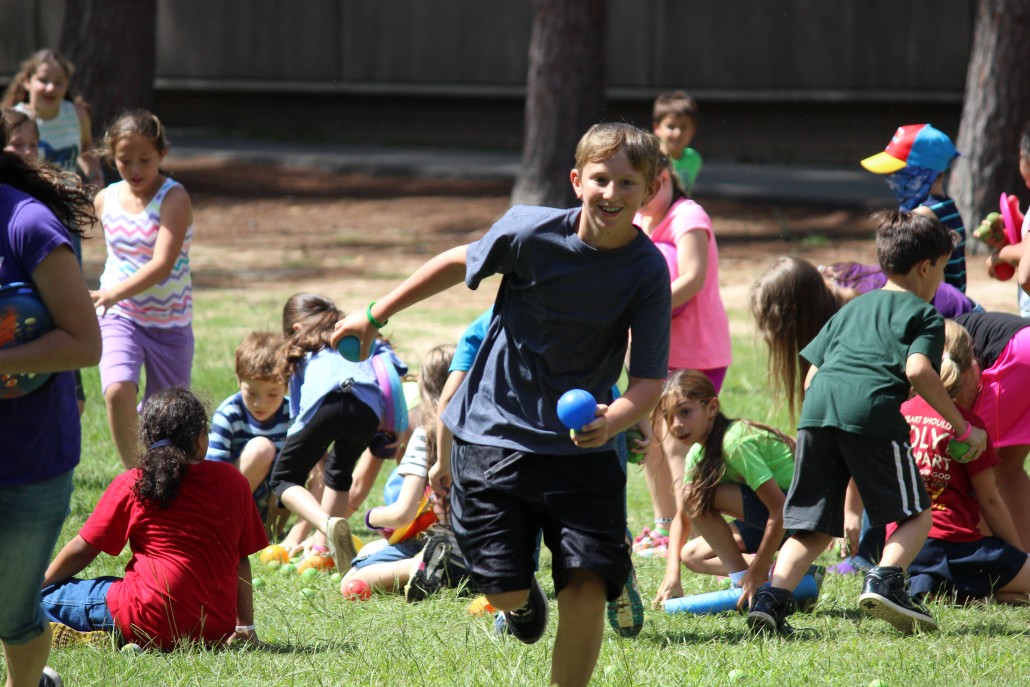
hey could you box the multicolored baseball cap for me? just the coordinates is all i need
[860,124,958,174]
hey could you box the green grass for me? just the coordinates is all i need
[47,289,1030,687]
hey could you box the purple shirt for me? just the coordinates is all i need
[0,184,80,485]
[827,262,976,318]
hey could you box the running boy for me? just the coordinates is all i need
[334,123,670,687]
[652,91,702,195]
[747,210,988,637]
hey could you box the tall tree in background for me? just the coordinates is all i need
[511,0,605,208]
[951,0,1030,234]
[59,0,157,136]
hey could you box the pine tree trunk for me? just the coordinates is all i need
[511,0,606,209]
[58,0,157,137]
[951,0,1030,250]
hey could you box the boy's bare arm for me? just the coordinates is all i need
[906,353,987,459]
[572,376,663,449]
[332,245,469,356]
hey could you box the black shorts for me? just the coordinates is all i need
[270,390,379,496]
[731,483,786,553]
[908,536,1027,600]
[449,438,629,601]
[784,427,930,537]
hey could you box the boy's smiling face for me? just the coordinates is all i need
[570,148,658,245]
[653,114,695,158]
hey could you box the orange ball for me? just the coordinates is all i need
[258,545,289,564]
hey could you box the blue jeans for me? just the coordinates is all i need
[40,576,119,632]
[0,470,73,644]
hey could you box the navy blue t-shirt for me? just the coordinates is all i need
[441,205,670,454]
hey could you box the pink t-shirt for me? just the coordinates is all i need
[635,198,731,370]
[80,461,268,649]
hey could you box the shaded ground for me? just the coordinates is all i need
[80,159,1014,317]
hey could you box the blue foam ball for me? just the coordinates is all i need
[337,336,361,362]
[556,389,597,430]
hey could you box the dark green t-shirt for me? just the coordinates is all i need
[799,289,943,440]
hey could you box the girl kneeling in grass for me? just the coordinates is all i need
[41,387,268,650]
[652,369,795,609]
[897,320,1028,604]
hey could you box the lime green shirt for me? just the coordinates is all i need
[671,147,703,196]
[684,421,794,492]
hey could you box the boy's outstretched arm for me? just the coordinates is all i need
[906,353,987,460]
[332,245,469,358]
[572,376,663,449]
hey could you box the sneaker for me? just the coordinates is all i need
[39,666,63,687]
[858,566,937,634]
[746,586,797,636]
[326,517,357,574]
[632,527,670,557]
[49,621,112,648]
[405,534,452,603]
[494,577,549,644]
[607,565,644,638]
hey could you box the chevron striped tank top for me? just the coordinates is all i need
[99,178,193,328]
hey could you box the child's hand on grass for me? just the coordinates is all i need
[652,575,683,609]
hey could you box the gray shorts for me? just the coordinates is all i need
[784,427,930,537]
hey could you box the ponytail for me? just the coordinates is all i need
[131,387,208,509]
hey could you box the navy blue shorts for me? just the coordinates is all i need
[907,536,1027,600]
[731,483,786,553]
[449,439,629,601]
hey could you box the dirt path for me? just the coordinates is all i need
[81,159,1018,342]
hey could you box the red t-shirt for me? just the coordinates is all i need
[893,395,998,542]
[79,461,268,649]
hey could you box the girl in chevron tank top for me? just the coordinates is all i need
[92,110,195,470]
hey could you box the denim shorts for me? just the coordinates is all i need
[40,576,119,633]
[0,470,73,644]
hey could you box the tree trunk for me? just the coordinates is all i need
[511,0,606,209]
[951,0,1030,246]
[58,0,157,137]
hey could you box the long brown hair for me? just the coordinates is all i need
[418,343,455,470]
[653,370,794,518]
[750,256,844,421]
[279,293,341,380]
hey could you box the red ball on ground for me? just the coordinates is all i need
[342,579,372,601]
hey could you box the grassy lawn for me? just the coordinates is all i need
[48,286,1029,687]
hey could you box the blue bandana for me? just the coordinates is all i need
[885,165,939,210]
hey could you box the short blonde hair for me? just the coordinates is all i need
[574,123,661,185]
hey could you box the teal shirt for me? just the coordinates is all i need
[685,421,794,492]
[671,147,703,196]
[799,289,943,441]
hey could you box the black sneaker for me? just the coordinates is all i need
[859,566,937,634]
[405,534,452,603]
[494,577,549,644]
[39,666,63,687]
[746,586,797,636]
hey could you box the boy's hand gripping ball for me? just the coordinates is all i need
[557,389,598,431]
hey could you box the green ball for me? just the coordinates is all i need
[251,577,265,589]
[729,669,745,682]
[279,563,296,575]
[120,642,143,654]
[266,560,281,571]
[869,681,886,687]
[301,567,319,579]
[329,572,342,584]
[301,587,316,598]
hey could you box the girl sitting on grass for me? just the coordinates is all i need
[345,343,475,601]
[41,387,268,650]
[651,370,795,610]
[898,320,1028,604]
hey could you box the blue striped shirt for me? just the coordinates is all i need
[206,391,291,463]
[921,194,966,293]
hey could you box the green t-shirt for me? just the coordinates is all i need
[799,289,943,440]
[684,421,794,492]
[671,147,702,196]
